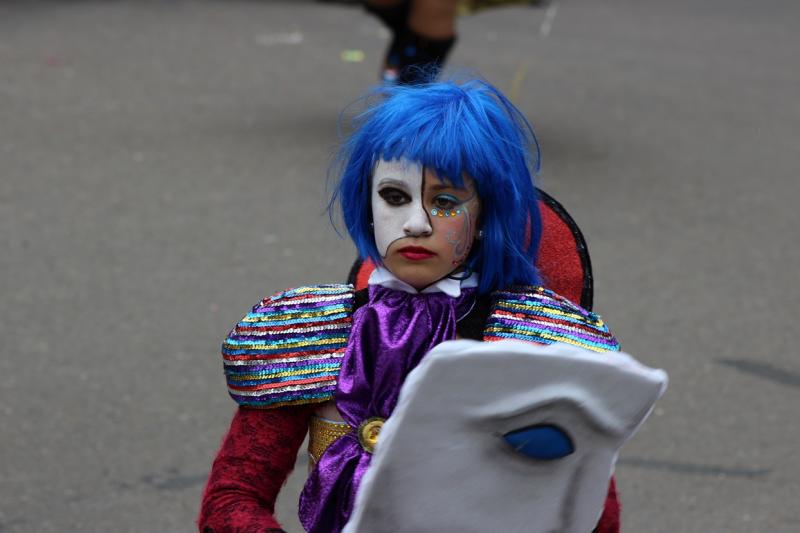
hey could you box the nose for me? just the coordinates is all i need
[402,206,432,237]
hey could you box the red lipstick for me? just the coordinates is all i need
[398,246,436,261]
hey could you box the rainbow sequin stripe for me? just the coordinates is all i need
[222,284,354,408]
[484,286,620,352]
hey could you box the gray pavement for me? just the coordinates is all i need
[1,0,798,531]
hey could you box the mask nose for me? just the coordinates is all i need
[402,205,432,237]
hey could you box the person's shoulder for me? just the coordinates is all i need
[483,285,620,352]
[221,284,355,409]
[249,283,356,311]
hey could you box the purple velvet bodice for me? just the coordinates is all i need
[299,284,476,532]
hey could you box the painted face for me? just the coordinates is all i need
[371,159,482,290]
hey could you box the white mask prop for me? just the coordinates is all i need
[343,339,668,533]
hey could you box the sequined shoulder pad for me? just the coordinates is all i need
[483,286,620,352]
[222,284,354,408]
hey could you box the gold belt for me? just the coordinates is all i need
[307,415,387,466]
[308,415,352,466]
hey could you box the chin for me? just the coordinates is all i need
[389,265,433,289]
[385,254,454,290]
[399,273,434,290]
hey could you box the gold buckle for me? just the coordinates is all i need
[357,417,385,454]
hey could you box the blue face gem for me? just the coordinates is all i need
[431,208,438,216]
[502,424,574,460]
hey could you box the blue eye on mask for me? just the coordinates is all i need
[503,424,574,460]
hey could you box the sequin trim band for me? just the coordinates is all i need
[308,415,353,465]
[484,286,620,352]
[223,284,354,408]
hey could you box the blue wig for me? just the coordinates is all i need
[329,77,542,293]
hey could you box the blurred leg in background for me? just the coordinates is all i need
[364,0,458,84]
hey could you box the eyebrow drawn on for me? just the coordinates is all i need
[376,177,411,189]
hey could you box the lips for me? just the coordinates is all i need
[397,246,436,261]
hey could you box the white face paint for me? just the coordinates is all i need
[371,159,431,257]
[370,159,482,290]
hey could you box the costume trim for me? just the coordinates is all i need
[483,286,619,352]
[223,284,618,409]
[308,415,352,465]
[222,285,354,408]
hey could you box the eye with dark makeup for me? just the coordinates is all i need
[378,187,412,206]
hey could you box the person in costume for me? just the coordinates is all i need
[363,0,459,84]
[198,78,622,532]
[360,1,552,84]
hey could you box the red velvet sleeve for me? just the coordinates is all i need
[198,405,313,533]
[595,477,621,533]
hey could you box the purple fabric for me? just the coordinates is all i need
[299,284,476,533]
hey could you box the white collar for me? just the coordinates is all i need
[368,266,479,298]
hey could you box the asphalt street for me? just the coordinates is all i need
[1,0,798,532]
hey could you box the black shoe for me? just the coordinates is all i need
[383,30,456,84]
